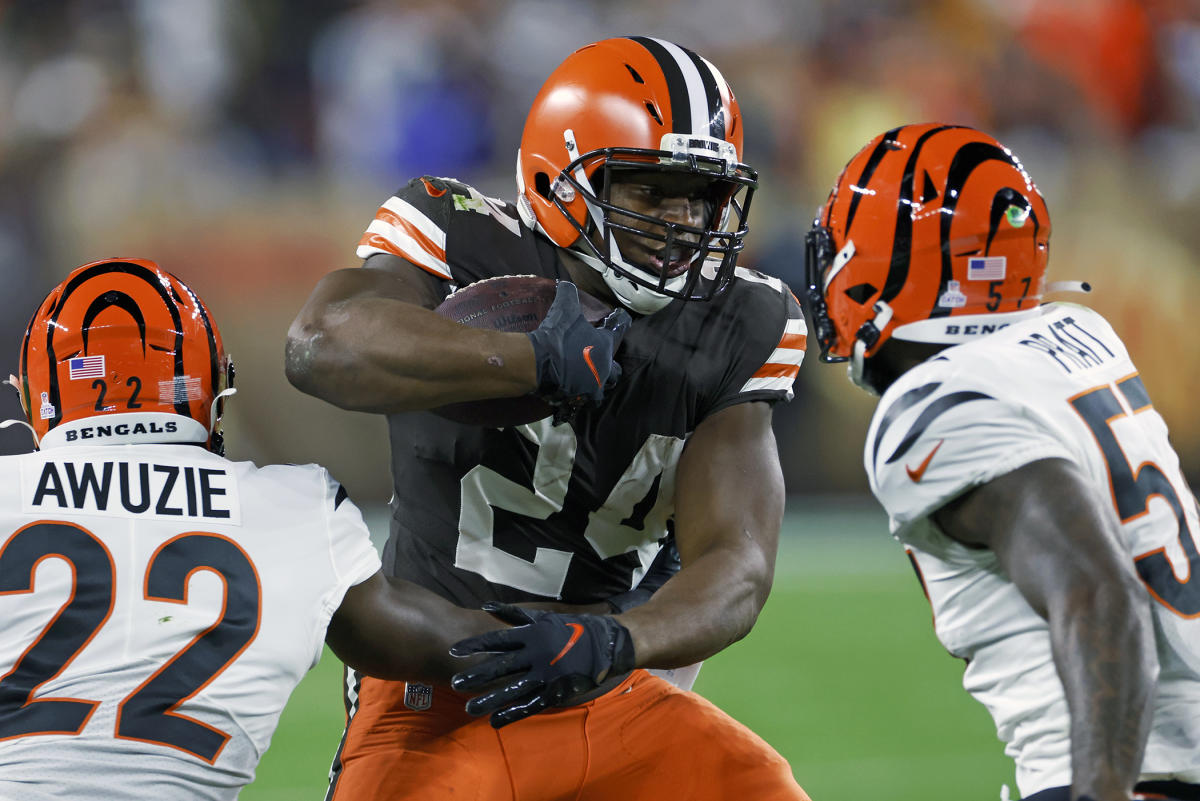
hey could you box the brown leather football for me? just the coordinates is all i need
[430,275,613,427]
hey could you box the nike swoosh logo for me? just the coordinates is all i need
[905,439,945,483]
[581,346,602,387]
[550,623,584,665]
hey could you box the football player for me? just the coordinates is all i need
[0,259,511,801]
[805,124,1200,801]
[286,37,811,801]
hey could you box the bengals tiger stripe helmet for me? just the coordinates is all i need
[805,124,1051,389]
[516,36,757,315]
[18,258,234,452]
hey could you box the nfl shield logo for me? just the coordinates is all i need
[403,682,433,711]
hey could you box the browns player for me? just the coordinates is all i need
[805,124,1200,801]
[287,37,810,801]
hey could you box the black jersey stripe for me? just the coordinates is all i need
[871,381,942,466]
[629,36,721,137]
[884,390,995,465]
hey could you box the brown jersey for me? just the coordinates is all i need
[357,176,807,606]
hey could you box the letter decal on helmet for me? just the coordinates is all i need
[938,281,967,308]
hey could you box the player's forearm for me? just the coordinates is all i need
[328,577,501,681]
[618,543,772,668]
[286,295,536,413]
[1051,579,1157,801]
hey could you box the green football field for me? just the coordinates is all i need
[242,503,1016,801]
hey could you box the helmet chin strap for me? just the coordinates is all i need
[848,300,894,395]
[1,373,38,448]
[0,419,39,449]
[209,387,237,431]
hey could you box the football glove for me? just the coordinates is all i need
[449,603,636,728]
[527,281,630,417]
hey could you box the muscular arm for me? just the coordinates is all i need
[619,401,784,667]
[326,571,501,681]
[933,458,1157,801]
[285,254,536,413]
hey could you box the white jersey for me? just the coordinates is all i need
[865,302,1200,796]
[0,443,381,801]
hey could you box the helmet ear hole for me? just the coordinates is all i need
[534,172,552,200]
[845,283,878,304]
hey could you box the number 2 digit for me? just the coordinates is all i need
[0,524,261,760]
[0,522,114,740]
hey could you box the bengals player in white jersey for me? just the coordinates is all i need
[0,259,509,801]
[805,124,1200,801]
[287,37,810,801]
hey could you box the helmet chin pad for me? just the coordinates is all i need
[572,248,678,315]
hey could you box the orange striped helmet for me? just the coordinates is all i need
[805,124,1050,381]
[18,258,234,453]
[516,37,757,314]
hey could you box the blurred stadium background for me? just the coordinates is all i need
[2,1,1197,798]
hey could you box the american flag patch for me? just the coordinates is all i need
[967,256,1006,281]
[68,355,105,380]
[159,376,203,404]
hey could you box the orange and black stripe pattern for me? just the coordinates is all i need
[19,258,227,444]
[808,124,1052,360]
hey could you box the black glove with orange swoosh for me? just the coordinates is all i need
[449,603,636,728]
[527,281,630,420]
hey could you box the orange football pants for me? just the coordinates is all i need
[328,669,811,801]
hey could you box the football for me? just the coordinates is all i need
[430,275,613,427]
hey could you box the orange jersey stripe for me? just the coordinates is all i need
[375,208,448,264]
[357,233,450,280]
[751,362,800,381]
[779,332,807,351]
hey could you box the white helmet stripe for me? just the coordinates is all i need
[630,36,724,138]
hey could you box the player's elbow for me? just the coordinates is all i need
[284,304,355,404]
[284,319,327,395]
